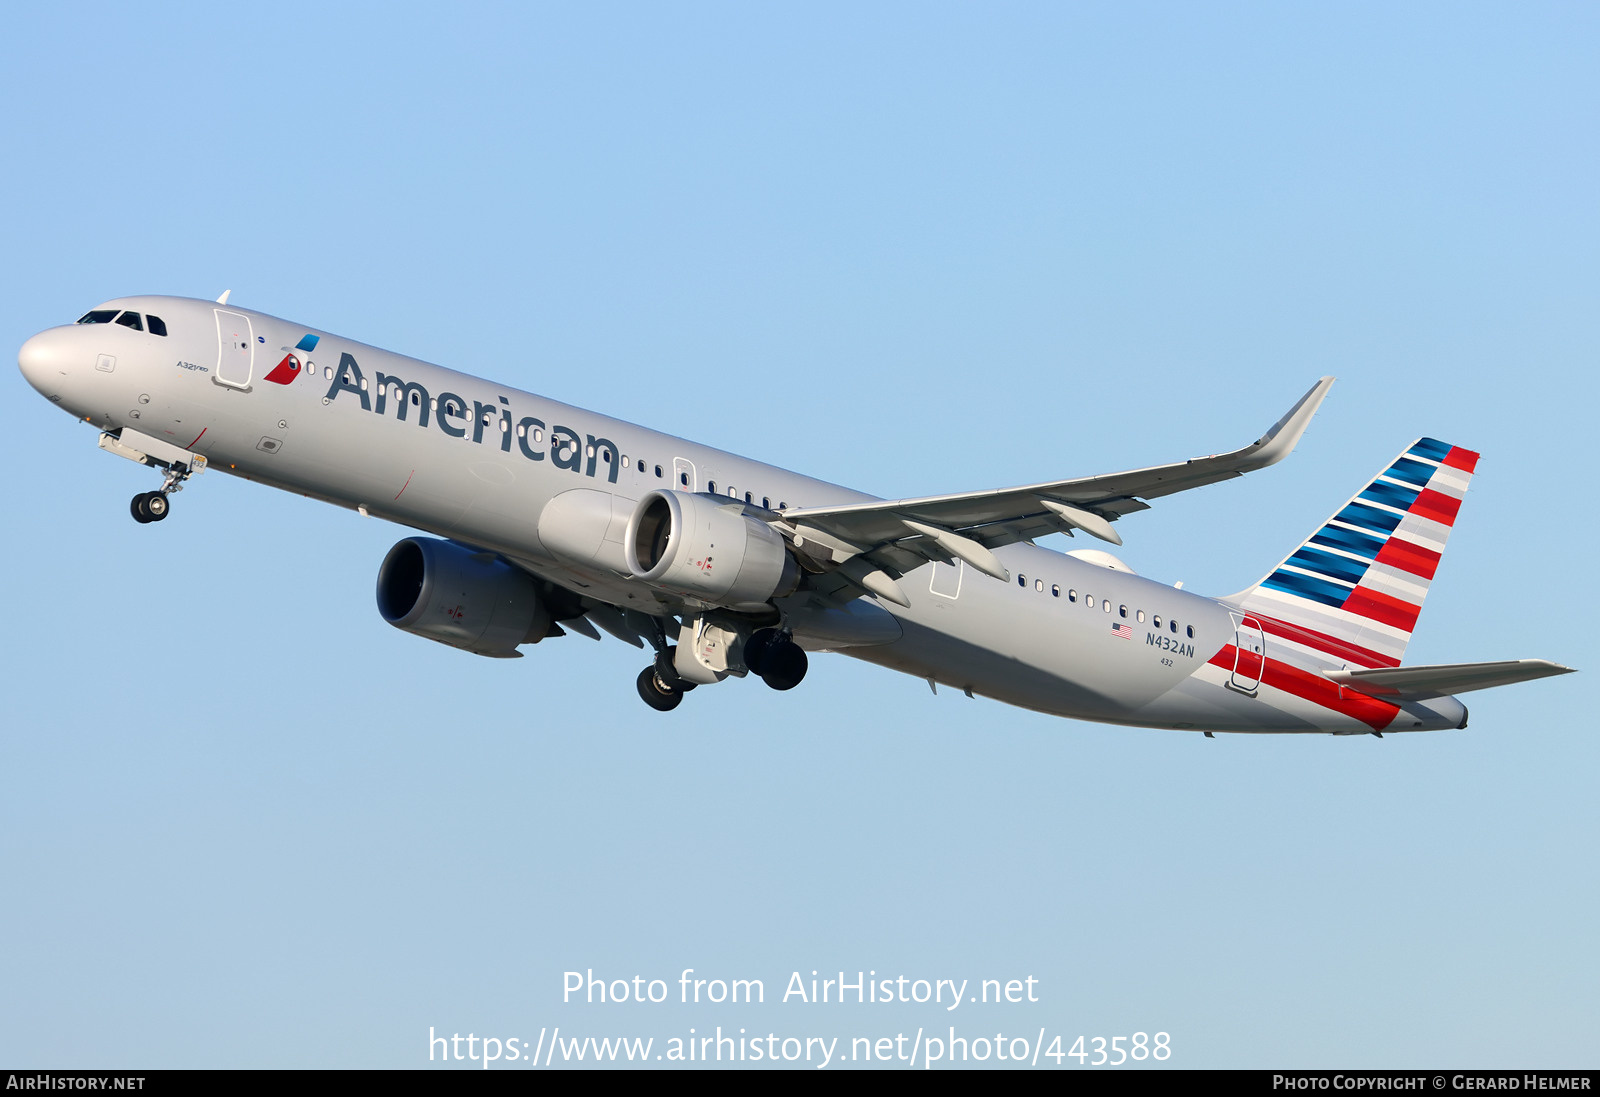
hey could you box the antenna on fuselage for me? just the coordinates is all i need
[216,290,231,304]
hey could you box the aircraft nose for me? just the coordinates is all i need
[18,328,74,396]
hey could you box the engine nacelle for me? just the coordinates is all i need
[376,537,553,657]
[624,489,799,610]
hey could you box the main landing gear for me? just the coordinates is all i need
[742,627,808,691]
[636,648,697,712]
[633,624,810,712]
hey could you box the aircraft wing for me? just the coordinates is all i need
[1325,660,1575,701]
[781,377,1334,603]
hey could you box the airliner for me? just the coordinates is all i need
[17,294,1572,734]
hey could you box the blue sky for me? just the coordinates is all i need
[2,2,1595,1069]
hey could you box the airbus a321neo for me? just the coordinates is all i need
[18,294,1573,734]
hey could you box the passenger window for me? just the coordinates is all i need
[114,312,143,332]
[76,310,119,325]
[1170,620,1178,634]
[1017,574,1026,587]
[728,486,737,498]
[763,497,771,509]
[146,315,167,336]
[1068,589,1077,603]
[679,472,689,486]
[1186,625,1194,638]
[779,502,788,510]
[656,465,663,478]
[1153,615,1162,628]
[1136,610,1145,623]
[708,480,717,493]
[745,492,753,504]
[1051,584,1060,598]
[1119,605,1128,618]
[1103,601,1112,613]
[1035,579,1044,592]
[1085,596,1094,609]
[621,455,629,468]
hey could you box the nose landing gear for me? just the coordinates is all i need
[130,491,169,523]
[99,428,205,527]
[128,462,193,524]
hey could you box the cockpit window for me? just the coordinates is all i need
[114,312,144,332]
[147,315,168,337]
[76,310,119,325]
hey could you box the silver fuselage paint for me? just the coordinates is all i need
[18,296,1465,734]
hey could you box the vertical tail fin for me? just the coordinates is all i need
[1227,438,1479,669]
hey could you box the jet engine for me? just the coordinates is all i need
[624,489,799,611]
[376,537,554,657]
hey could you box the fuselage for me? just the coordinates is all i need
[18,295,1467,734]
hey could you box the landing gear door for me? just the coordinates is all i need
[1229,613,1266,693]
[214,309,254,389]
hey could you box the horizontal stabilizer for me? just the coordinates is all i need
[1325,659,1574,701]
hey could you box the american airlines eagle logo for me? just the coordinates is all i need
[264,353,302,385]
[264,334,320,386]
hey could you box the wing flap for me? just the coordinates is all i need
[1326,659,1575,701]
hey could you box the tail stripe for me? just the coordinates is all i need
[1263,569,1352,607]
[1310,524,1386,559]
[1336,502,1403,534]
[1238,611,1401,669]
[1354,563,1429,605]
[1392,511,1451,553]
[1286,547,1369,584]
[1207,645,1400,731]
[1384,457,1437,487]
[1342,588,1421,632]
[1373,538,1441,580]
[1411,488,1462,526]
[1231,437,1479,669]
[1429,465,1473,495]
[1409,437,1453,462]
[1358,479,1421,512]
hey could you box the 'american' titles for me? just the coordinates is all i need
[323,351,620,483]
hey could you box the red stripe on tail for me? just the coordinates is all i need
[1243,612,1401,669]
[1441,446,1479,473]
[1410,488,1462,526]
[1341,587,1422,632]
[1207,646,1399,731]
[1373,537,1442,580]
